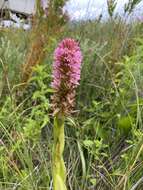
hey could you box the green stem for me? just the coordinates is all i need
[36,0,44,18]
[52,115,67,190]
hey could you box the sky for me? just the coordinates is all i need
[65,0,143,20]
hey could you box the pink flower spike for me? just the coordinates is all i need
[51,38,82,115]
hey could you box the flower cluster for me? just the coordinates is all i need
[51,38,82,115]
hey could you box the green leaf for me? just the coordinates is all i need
[90,178,97,186]
[83,140,94,147]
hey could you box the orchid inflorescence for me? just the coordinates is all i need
[51,38,82,115]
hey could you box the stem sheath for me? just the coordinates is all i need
[52,116,67,190]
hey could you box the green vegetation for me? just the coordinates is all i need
[0,1,143,189]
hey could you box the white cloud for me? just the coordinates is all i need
[65,0,107,20]
[65,0,143,20]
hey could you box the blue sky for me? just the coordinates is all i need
[65,0,143,20]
